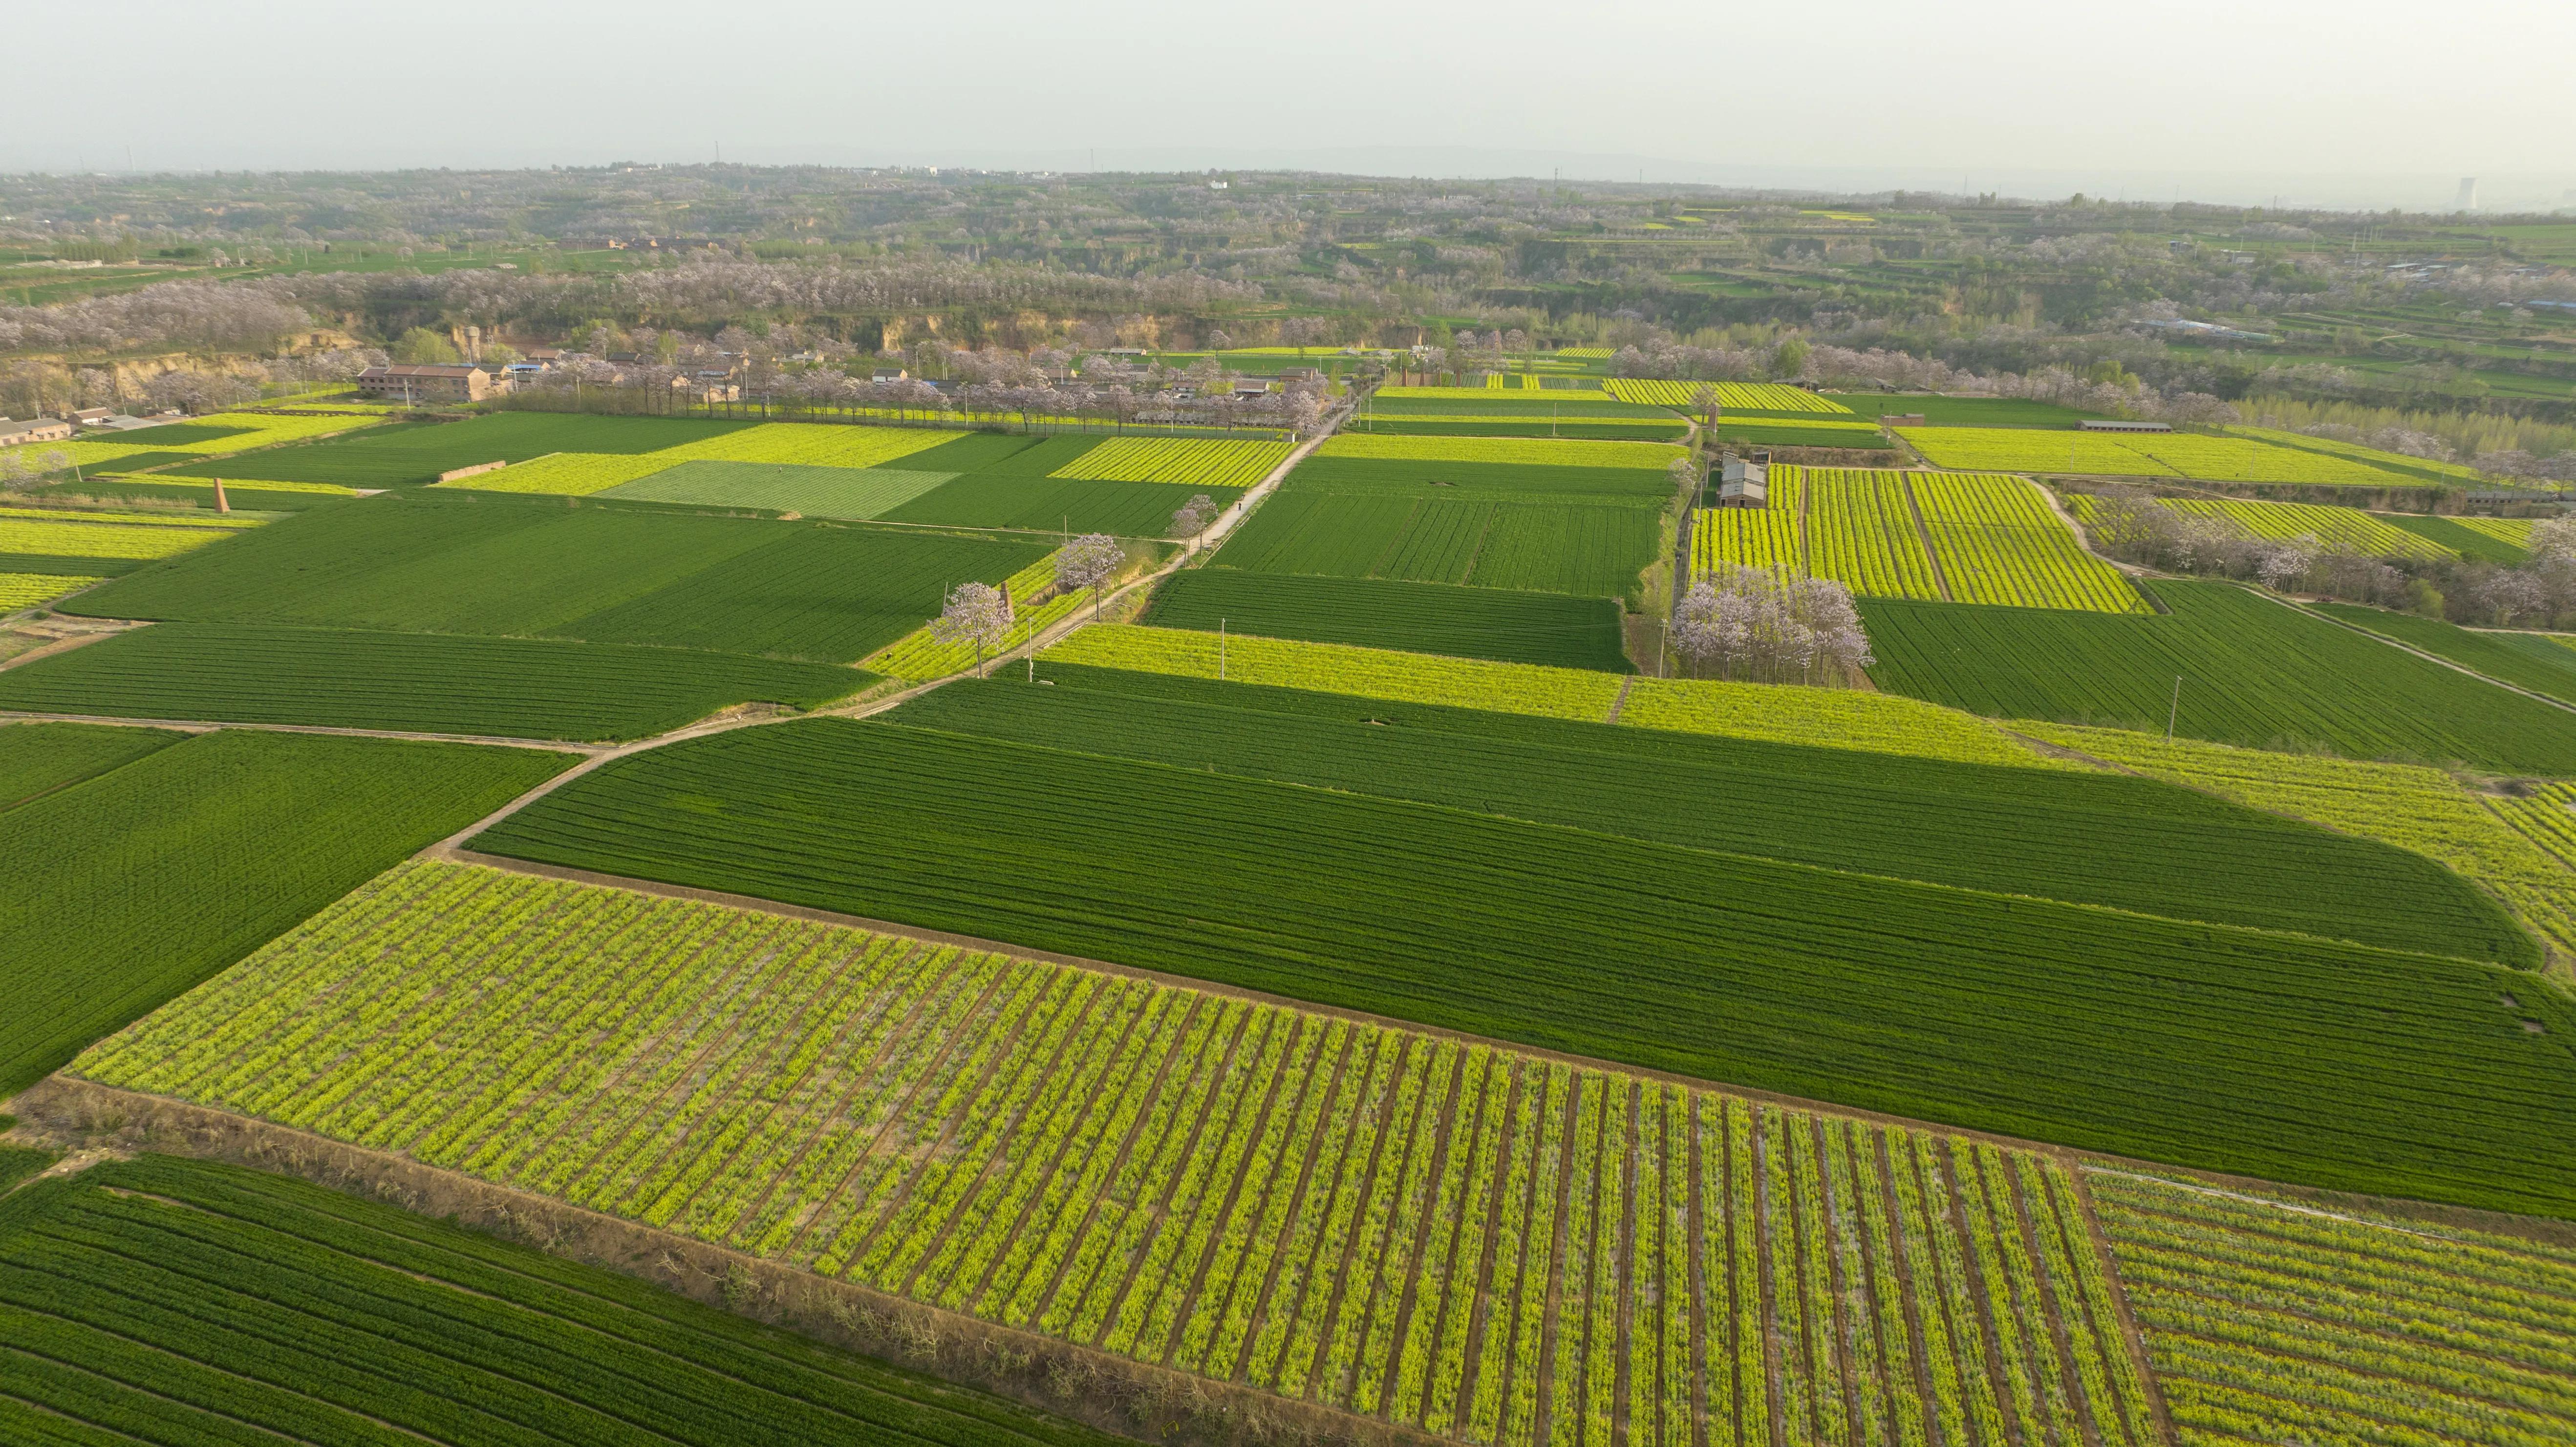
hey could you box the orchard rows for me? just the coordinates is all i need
[82,861,2160,1447]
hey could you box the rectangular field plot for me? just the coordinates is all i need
[1603,380,1852,412]
[1146,570,1632,671]
[164,412,757,488]
[1045,624,2066,767]
[883,474,1244,535]
[0,730,568,1094]
[0,1153,1132,1447]
[601,460,960,518]
[2386,512,2531,563]
[76,859,2163,1447]
[1217,492,1657,597]
[1902,426,2437,488]
[0,570,100,609]
[1317,433,1687,470]
[67,490,1048,665]
[1802,468,1943,600]
[2154,497,2453,559]
[2087,1169,2576,1447]
[0,622,872,739]
[645,421,966,469]
[1345,416,1692,442]
[902,665,2512,958]
[1911,472,2147,612]
[1048,436,1293,488]
[1862,581,2576,774]
[0,514,240,562]
[467,719,2576,1215]
[437,450,677,495]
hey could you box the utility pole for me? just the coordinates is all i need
[1219,618,1226,681]
[2168,674,2182,743]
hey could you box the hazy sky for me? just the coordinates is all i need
[10,0,2571,210]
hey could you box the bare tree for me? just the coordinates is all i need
[1055,532,1127,621]
[932,582,1013,675]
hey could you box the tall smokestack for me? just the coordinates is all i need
[2455,177,2480,212]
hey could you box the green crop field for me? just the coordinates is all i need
[601,459,960,516]
[2020,723,2576,958]
[164,412,758,488]
[0,721,181,807]
[1145,569,1632,671]
[0,622,871,739]
[901,664,2508,957]
[884,474,1245,535]
[66,490,1050,664]
[1045,623,2076,767]
[0,727,567,1094]
[468,717,2576,1216]
[1862,581,2576,773]
[2088,1168,2576,1447]
[1704,419,1894,449]
[2312,603,2576,702]
[1216,490,1657,596]
[1825,395,2102,428]
[0,1153,1129,1447]
[77,859,2164,1447]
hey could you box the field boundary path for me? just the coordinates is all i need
[2284,592,2576,716]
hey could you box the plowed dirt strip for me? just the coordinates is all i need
[71,859,2153,1447]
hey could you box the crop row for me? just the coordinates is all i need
[1911,472,2147,613]
[78,859,2155,1447]
[2152,496,2451,559]
[1041,622,2067,768]
[0,1152,1134,1447]
[0,570,99,609]
[1804,468,1945,600]
[1316,433,1687,469]
[2024,723,2576,956]
[1053,436,1294,488]
[2087,1167,2576,1447]
[1600,380,1854,414]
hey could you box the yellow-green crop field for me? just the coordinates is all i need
[1603,380,1853,413]
[1051,437,1294,489]
[652,422,966,469]
[1045,624,2071,769]
[441,451,676,496]
[1380,386,1613,403]
[1315,433,1686,468]
[1900,426,2434,488]
[0,516,239,561]
[2159,498,2452,559]
[1693,468,2141,613]
[75,857,2164,1447]
[0,572,102,609]
[2229,425,2479,482]
[1911,471,2147,612]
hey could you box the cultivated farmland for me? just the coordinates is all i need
[2147,496,2453,559]
[1898,426,2436,488]
[0,1152,1134,1447]
[604,460,961,517]
[0,621,872,739]
[906,664,2505,954]
[0,728,568,1095]
[471,717,2576,1214]
[1049,436,1293,488]
[77,859,2166,1447]
[2311,602,2576,702]
[1603,381,1852,412]
[1145,570,1633,672]
[68,489,1051,664]
[164,412,757,487]
[1317,434,1688,469]
[0,721,181,808]
[1692,468,2142,613]
[1862,580,2576,773]
[2088,1168,2576,1447]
